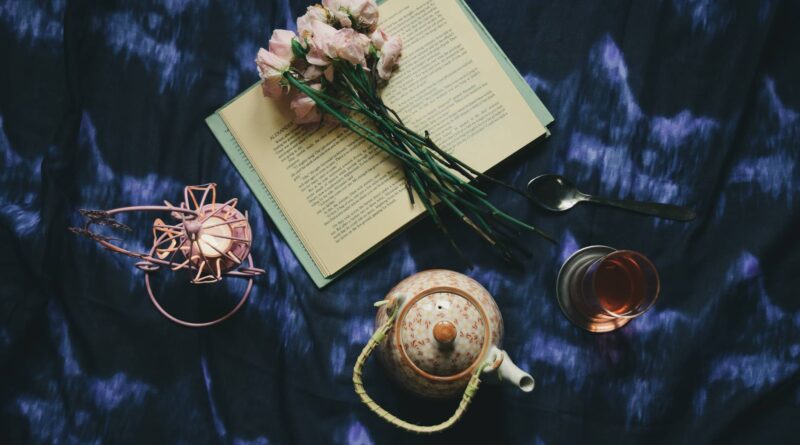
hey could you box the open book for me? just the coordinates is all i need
[206,0,554,287]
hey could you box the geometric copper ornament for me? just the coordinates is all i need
[70,183,265,327]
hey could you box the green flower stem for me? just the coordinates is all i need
[337,86,487,200]
[335,68,535,247]
[333,82,489,200]
[405,168,465,258]
[475,195,555,242]
[282,64,551,264]
[291,74,453,205]
[288,75,383,139]
[291,78,441,179]
[388,130,489,200]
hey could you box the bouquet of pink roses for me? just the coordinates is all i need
[256,0,551,264]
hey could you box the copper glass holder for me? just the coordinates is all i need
[556,245,660,333]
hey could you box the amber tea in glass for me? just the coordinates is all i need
[557,246,660,332]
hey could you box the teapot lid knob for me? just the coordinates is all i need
[432,320,457,345]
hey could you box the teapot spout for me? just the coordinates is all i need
[491,348,535,392]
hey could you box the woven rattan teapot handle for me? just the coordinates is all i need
[351,300,487,434]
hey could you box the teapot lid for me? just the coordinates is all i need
[396,286,489,379]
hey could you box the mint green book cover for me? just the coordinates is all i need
[206,0,553,288]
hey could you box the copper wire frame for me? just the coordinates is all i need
[71,183,265,327]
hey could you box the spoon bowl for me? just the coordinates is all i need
[527,174,584,212]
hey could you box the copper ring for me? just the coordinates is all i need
[143,242,255,328]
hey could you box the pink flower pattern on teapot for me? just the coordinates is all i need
[375,270,532,398]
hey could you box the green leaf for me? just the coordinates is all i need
[291,38,308,59]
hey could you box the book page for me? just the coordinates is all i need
[219,0,546,276]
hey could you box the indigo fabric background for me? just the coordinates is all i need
[1,0,799,443]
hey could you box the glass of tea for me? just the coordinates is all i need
[556,246,660,332]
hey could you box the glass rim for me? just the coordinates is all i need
[590,249,660,319]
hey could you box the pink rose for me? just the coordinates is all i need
[303,65,324,81]
[349,0,379,32]
[297,5,330,45]
[290,84,323,124]
[303,65,335,83]
[260,78,282,98]
[305,4,330,23]
[306,20,338,66]
[331,28,370,66]
[322,0,352,28]
[323,0,379,31]
[268,29,296,61]
[256,47,290,73]
[370,28,389,50]
[376,35,402,79]
[255,48,290,98]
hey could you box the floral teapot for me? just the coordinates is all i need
[353,270,534,433]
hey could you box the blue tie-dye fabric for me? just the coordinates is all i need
[1,0,798,443]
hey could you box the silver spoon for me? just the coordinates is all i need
[527,174,696,221]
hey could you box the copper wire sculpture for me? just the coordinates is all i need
[70,184,265,327]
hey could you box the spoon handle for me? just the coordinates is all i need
[585,196,696,221]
